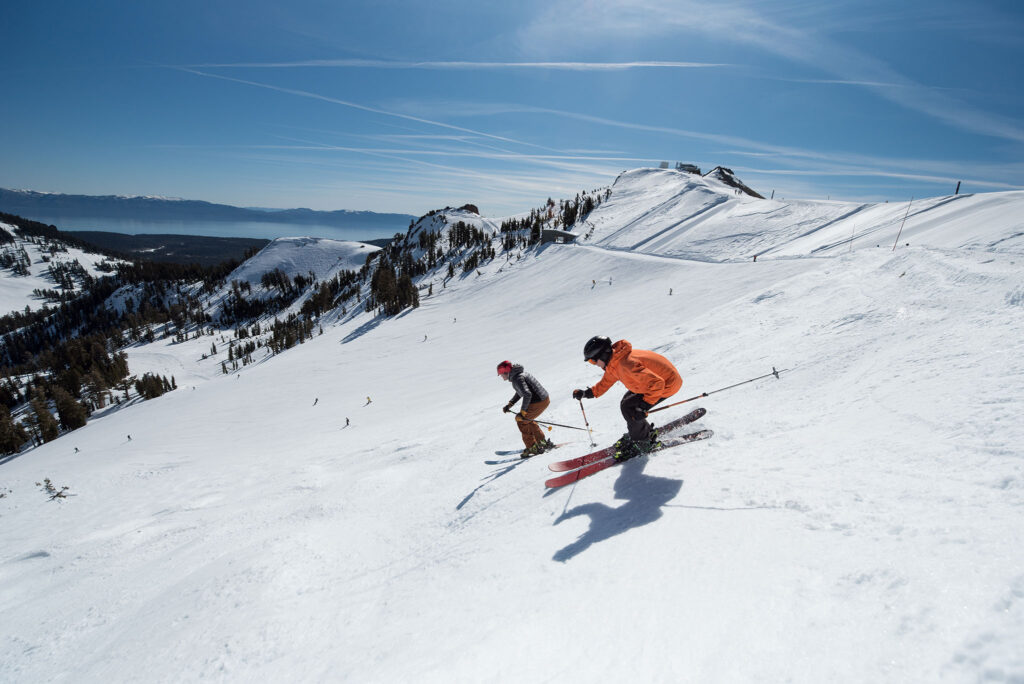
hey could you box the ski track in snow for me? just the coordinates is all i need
[1,170,1023,682]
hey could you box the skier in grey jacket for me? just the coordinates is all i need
[497,360,555,457]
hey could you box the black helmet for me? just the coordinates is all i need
[583,335,613,363]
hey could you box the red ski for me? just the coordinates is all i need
[544,429,714,488]
[548,407,707,472]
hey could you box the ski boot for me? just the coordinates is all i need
[630,430,663,456]
[614,429,661,462]
[520,442,544,459]
[613,434,640,462]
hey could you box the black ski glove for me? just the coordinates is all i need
[572,388,594,401]
[502,402,514,413]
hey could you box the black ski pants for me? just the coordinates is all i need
[620,392,665,442]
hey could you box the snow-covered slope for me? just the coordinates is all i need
[0,221,119,314]
[1,174,1023,682]
[586,168,1024,260]
[226,237,378,286]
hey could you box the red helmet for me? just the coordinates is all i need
[496,360,513,375]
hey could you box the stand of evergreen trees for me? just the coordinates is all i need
[135,373,177,400]
[366,256,419,316]
[0,219,242,454]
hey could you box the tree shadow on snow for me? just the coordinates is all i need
[340,315,387,344]
[341,308,417,345]
[550,457,682,563]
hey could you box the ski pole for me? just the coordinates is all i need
[520,417,590,432]
[579,399,597,446]
[648,367,790,414]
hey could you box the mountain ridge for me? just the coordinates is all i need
[0,187,417,231]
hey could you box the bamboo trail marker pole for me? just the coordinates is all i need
[893,198,913,251]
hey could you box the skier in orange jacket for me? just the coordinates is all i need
[572,336,682,460]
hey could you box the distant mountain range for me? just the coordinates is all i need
[0,188,417,230]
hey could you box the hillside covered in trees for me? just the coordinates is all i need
[0,184,610,455]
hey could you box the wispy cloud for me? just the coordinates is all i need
[518,0,1024,145]
[774,78,906,89]
[184,59,729,71]
[267,145,652,166]
[444,101,1023,191]
[331,92,1024,192]
[280,152,614,215]
[171,68,650,192]
[173,67,556,151]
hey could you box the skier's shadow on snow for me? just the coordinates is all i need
[550,458,682,563]
[456,460,528,511]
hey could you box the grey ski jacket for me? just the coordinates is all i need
[507,364,549,413]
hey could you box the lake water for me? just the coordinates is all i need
[18,215,401,242]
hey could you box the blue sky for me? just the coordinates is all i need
[2,0,1023,217]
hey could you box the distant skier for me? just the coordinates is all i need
[572,336,682,461]
[497,360,554,458]
[365,396,372,405]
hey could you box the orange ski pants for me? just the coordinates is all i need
[515,397,550,448]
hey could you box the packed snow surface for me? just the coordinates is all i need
[1,170,1022,682]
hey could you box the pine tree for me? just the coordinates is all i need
[0,405,27,454]
[0,380,21,410]
[28,392,59,444]
[81,369,108,411]
[52,386,88,431]
[117,375,136,401]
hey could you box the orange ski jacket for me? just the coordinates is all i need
[589,340,682,405]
